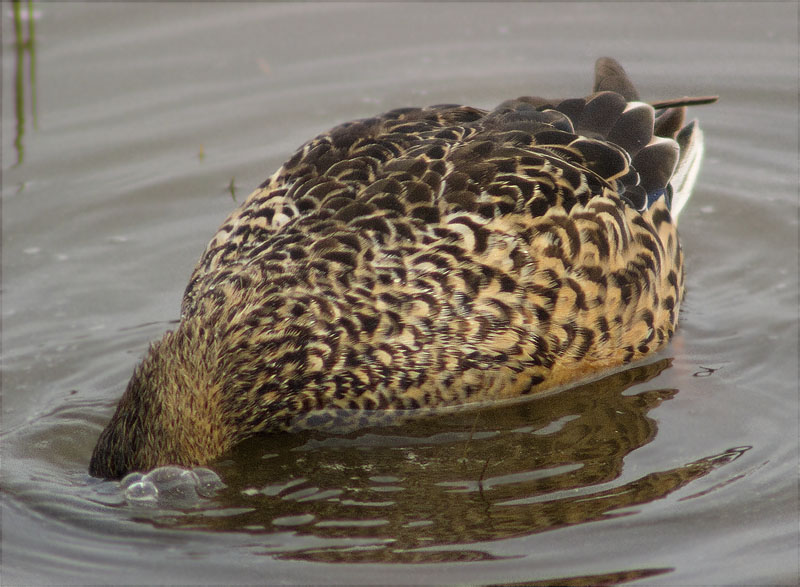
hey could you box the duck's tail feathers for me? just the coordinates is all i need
[592,58,715,222]
[488,58,714,221]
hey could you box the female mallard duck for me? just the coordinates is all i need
[90,58,715,479]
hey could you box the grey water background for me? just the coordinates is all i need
[1,2,797,585]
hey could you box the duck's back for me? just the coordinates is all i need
[172,58,707,427]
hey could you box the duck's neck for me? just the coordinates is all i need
[90,319,270,478]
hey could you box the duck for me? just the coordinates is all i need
[90,58,716,479]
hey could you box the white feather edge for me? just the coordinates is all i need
[670,120,705,224]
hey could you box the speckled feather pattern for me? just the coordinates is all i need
[90,58,712,478]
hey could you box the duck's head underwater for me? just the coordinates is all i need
[90,58,716,479]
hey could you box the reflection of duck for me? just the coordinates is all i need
[149,359,748,565]
[90,58,715,479]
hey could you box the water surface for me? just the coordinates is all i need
[2,3,797,585]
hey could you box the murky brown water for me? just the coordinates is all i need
[2,3,797,585]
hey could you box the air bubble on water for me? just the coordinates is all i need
[124,480,159,503]
[116,466,225,507]
[120,472,146,488]
[193,467,227,498]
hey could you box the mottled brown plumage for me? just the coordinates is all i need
[90,58,715,479]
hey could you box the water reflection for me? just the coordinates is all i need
[11,0,38,166]
[500,567,673,586]
[131,359,747,563]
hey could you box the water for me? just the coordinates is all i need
[2,3,797,584]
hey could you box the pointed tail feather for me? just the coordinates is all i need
[594,57,640,101]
